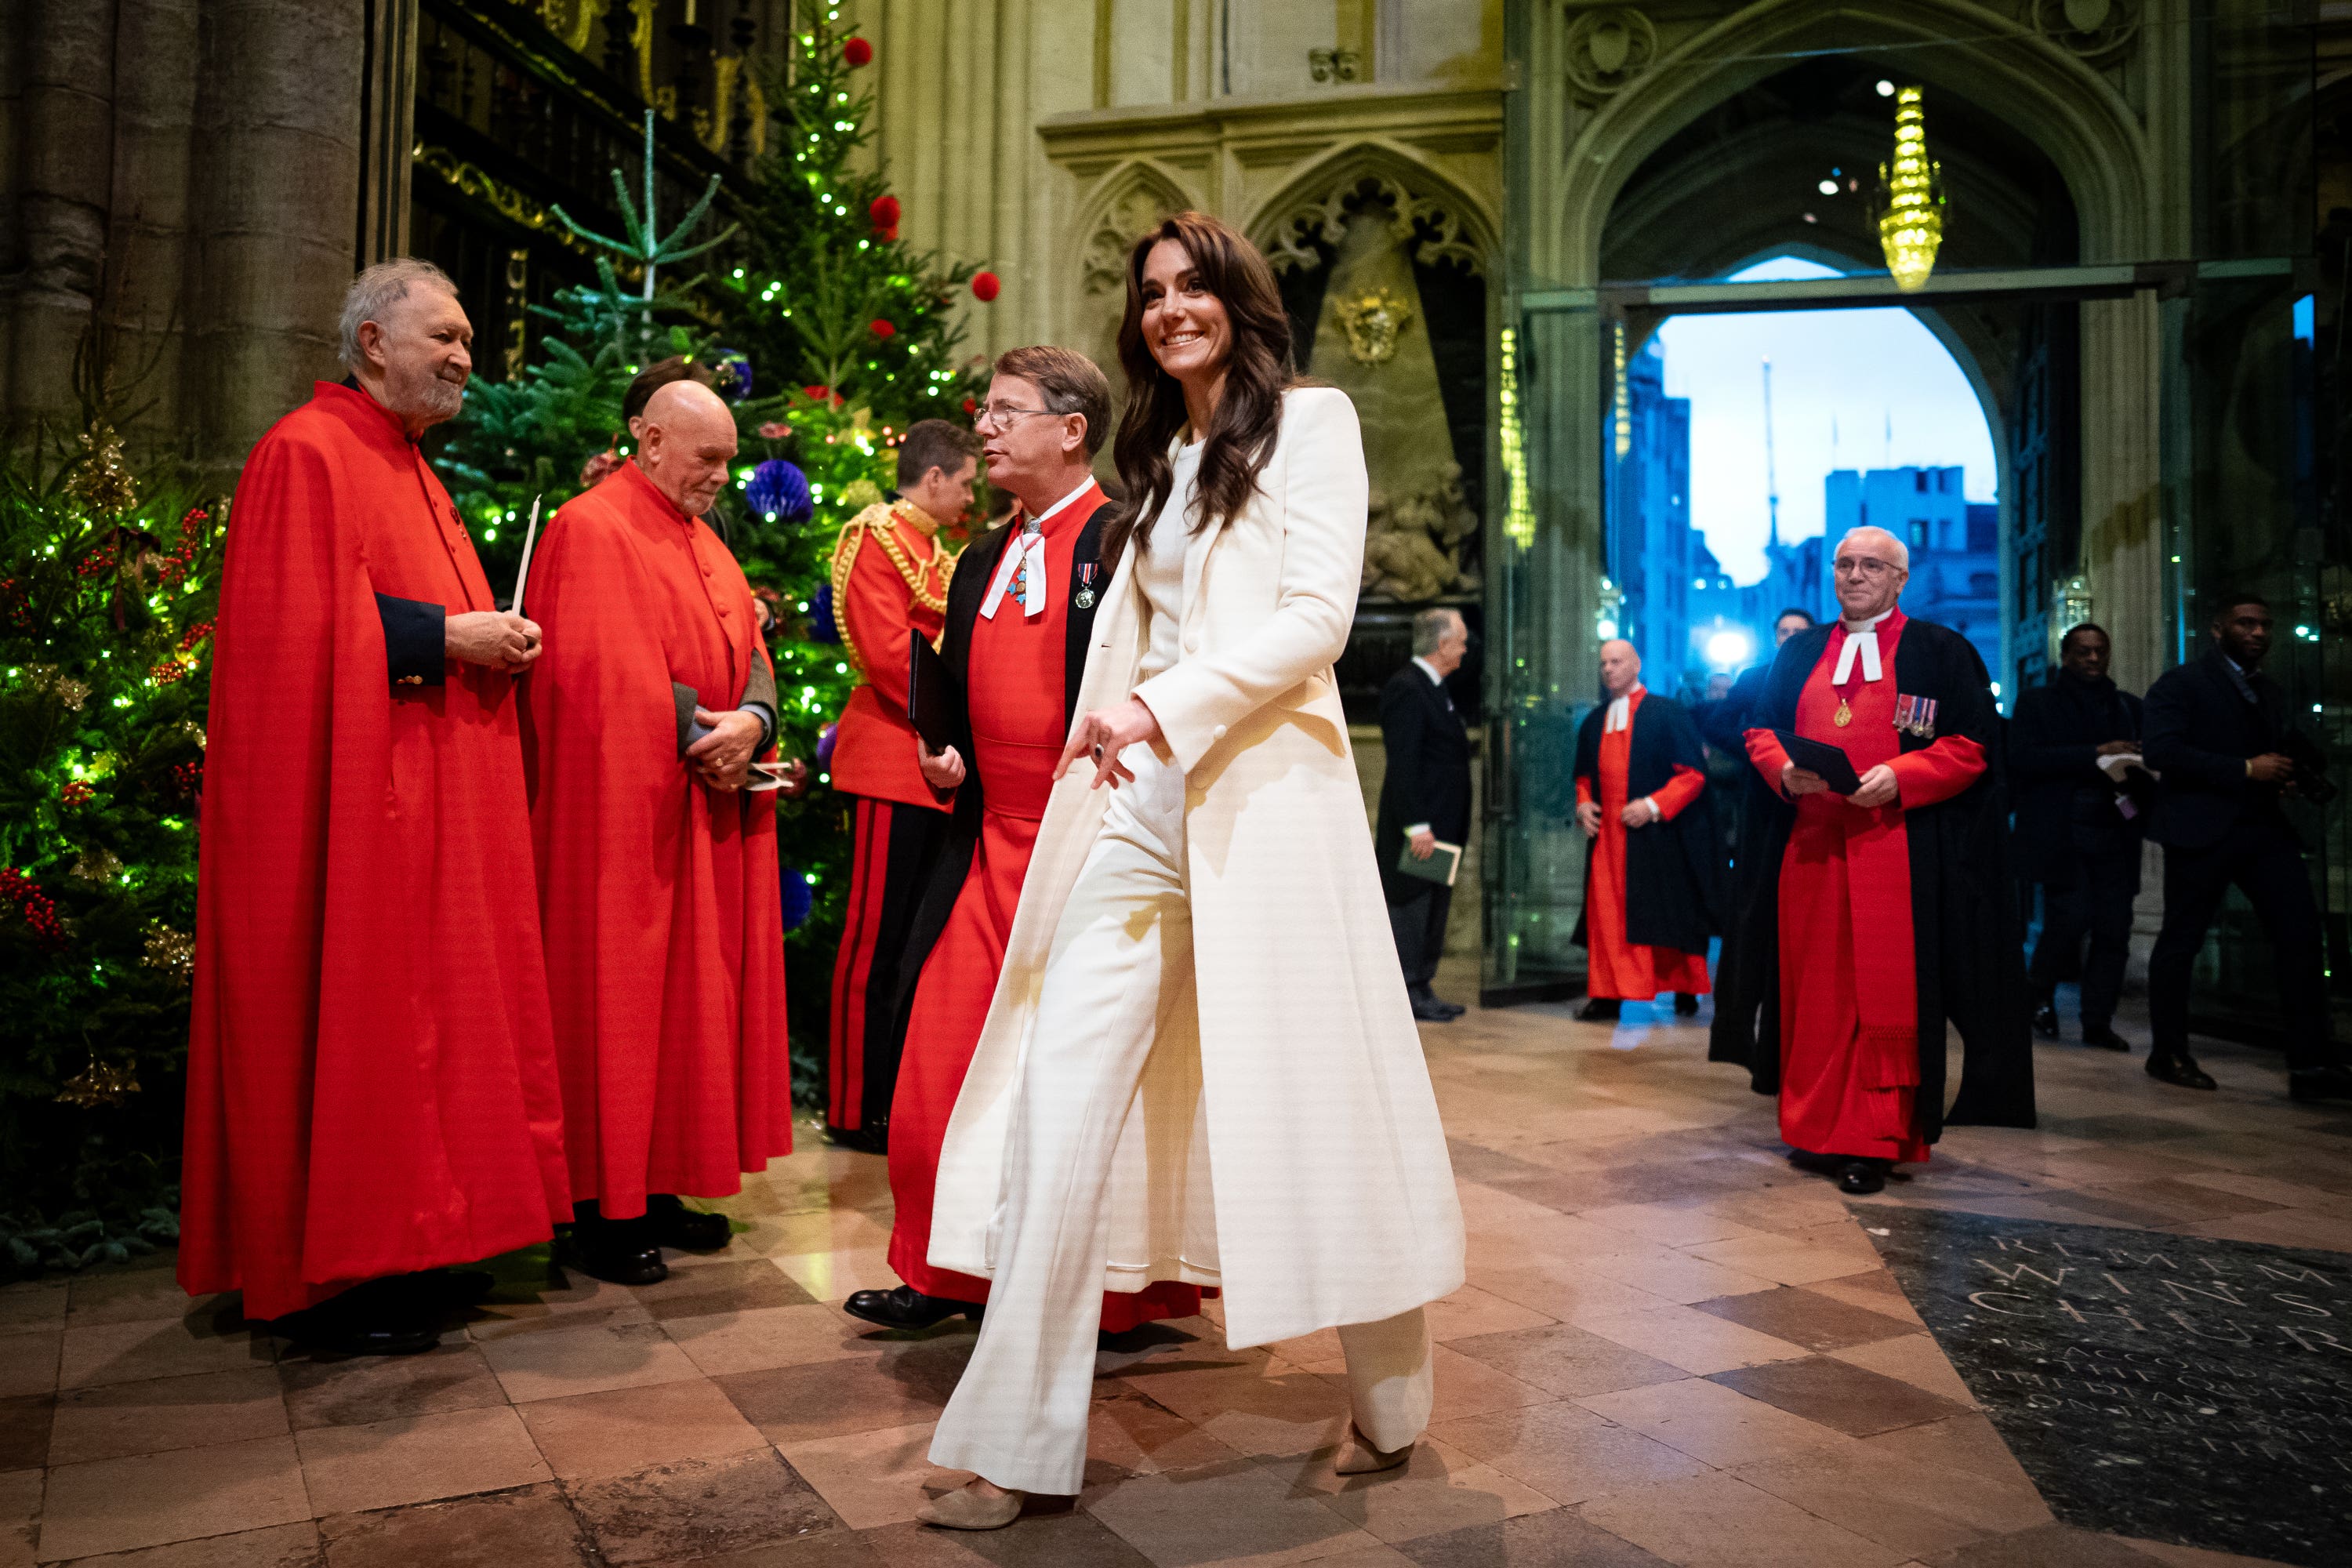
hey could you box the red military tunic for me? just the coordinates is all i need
[1576,686,1711,1000]
[886,485,1201,1331]
[180,383,571,1320]
[1744,612,1984,1163]
[521,459,792,1218]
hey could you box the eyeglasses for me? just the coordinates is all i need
[1832,556,1901,578]
[971,404,1055,432]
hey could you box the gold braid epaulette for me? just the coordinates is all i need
[828,501,956,681]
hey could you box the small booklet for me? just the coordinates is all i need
[1396,839,1463,888]
[1771,729,1863,795]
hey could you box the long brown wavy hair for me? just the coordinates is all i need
[1102,212,1299,569]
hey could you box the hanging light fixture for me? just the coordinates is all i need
[1875,85,1946,292]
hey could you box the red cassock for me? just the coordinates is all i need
[520,459,793,1218]
[1743,612,1984,1163]
[1576,687,1711,1000]
[180,383,570,1321]
[885,488,1200,1331]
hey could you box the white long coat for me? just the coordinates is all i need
[927,387,1466,1350]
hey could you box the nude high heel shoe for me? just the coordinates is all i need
[1334,1425,1414,1475]
[916,1480,1026,1530]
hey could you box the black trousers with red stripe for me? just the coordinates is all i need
[829,795,949,1137]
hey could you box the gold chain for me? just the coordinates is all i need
[829,503,956,680]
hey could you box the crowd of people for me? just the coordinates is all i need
[176,208,2347,1531]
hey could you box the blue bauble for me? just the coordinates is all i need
[746,459,813,524]
[815,722,837,770]
[807,581,840,643]
[713,349,754,400]
[778,866,814,933]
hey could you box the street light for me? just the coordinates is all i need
[1705,628,1752,669]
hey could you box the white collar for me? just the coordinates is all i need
[1412,656,1445,685]
[1603,684,1644,732]
[1832,612,1891,684]
[1840,607,1896,633]
[1024,476,1095,531]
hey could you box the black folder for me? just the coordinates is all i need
[1771,729,1864,795]
[907,634,959,753]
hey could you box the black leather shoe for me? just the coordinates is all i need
[2081,1025,2132,1053]
[1672,993,1700,1018]
[844,1285,982,1330]
[647,1194,733,1251]
[1837,1159,1888,1196]
[569,1206,668,1285]
[1411,996,1458,1022]
[273,1280,441,1356]
[1573,998,1621,1023]
[2147,1052,2218,1091]
[826,1121,889,1156]
[2289,1065,2352,1103]
[2032,1004,2060,1040]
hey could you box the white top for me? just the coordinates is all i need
[1136,439,1200,684]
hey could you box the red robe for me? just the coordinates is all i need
[1576,686,1711,1000]
[1744,612,1984,1163]
[180,383,570,1320]
[886,488,1201,1331]
[521,459,792,1217]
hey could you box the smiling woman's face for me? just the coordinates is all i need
[1139,238,1232,392]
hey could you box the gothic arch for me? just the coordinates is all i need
[1068,159,1199,303]
[1243,141,1500,279]
[1551,0,2157,281]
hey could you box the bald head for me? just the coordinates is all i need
[1599,638,1642,697]
[639,380,739,517]
[1831,526,1910,622]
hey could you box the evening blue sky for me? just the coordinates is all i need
[1654,254,1998,585]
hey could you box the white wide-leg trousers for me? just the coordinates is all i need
[926,750,1433,1496]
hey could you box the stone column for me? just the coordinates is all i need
[108,0,201,453]
[187,0,367,477]
[2079,292,2166,693]
[7,0,119,440]
[355,0,419,267]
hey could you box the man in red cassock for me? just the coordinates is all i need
[180,259,569,1354]
[843,347,1200,1336]
[1713,525,2036,1193]
[521,380,793,1285]
[1573,639,1718,1023]
[824,422,978,1152]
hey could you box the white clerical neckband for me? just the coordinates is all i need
[1603,684,1645,733]
[981,479,1094,621]
[1832,609,1893,684]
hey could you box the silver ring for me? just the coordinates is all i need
[1092,743,1105,761]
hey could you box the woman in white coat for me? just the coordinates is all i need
[917,212,1465,1530]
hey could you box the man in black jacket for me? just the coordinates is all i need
[2011,623,2145,1052]
[2143,594,2352,1101]
[1700,608,1818,756]
[1377,608,1473,1022]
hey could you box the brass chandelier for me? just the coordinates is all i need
[1875,85,1947,292]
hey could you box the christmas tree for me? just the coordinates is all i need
[0,401,223,1273]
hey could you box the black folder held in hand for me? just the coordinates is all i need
[907,634,959,753]
[1771,729,1864,795]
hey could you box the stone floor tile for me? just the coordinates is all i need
[45,1521,323,1567]
[479,1320,702,1403]
[1290,1439,1555,1545]
[1581,1469,1909,1567]
[566,1448,842,1566]
[775,1421,966,1531]
[1574,1248,1780,1306]
[1573,1303,1813,1376]
[1682,1233,1886,1287]
[1686,1285,1918,1352]
[49,1367,289,1465]
[517,1374,765,1480]
[57,1321,273,1392]
[1457,1258,1674,1327]
[2,1466,42,1568]
[1862,1414,2042,1487]
[1828,1334,1980,1407]
[1577,1375,1856,1468]
[713,1344,959,1446]
[64,1267,236,1331]
[663,1305,869,1378]
[1,1334,61,1398]
[36,1436,310,1561]
[0,1396,53,1472]
[1303,1345,1548,1428]
[463,1251,657,1341]
[1428,1400,1710,1506]
[1443,1323,1686,1401]
[1921,1522,2180,1566]
[294,1404,551,1514]
[277,1341,507,1431]
[1082,1387,1236,1486]
[630,1260,817,1323]
[1577,1200,1775,1249]
[672,1530,890,1568]
[1801,1270,1928,1327]
[756,1209,896,1261]
[1396,1507,1674,1567]
[0,1279,70,1337]
[1733,1433,2051,1558]
[774,1249,906,1305]
[2180,1208,2352,1254]
[2116,1536,2295,1568]
[1707,1354,1970,1437]
[860,1512,1158,1567]
[1082,1457,1379,1567]
[315,1482,590,1568]
[1418,1287,1554,1343]
[1112,1357,1350,1460]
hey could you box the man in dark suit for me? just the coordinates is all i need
[2143,594,2351,1100]
[2011,622,2146,1053]
[1377,608,1472,1022]
[1700,608,1817,756]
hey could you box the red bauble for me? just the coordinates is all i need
[971,270,1001,303]
[961,397,978,416]
[804,383,833,402]
[869,195,900,233]
[869,318,896,339]
[843,37,872,67]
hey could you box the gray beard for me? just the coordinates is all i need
[390,367,466,427]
